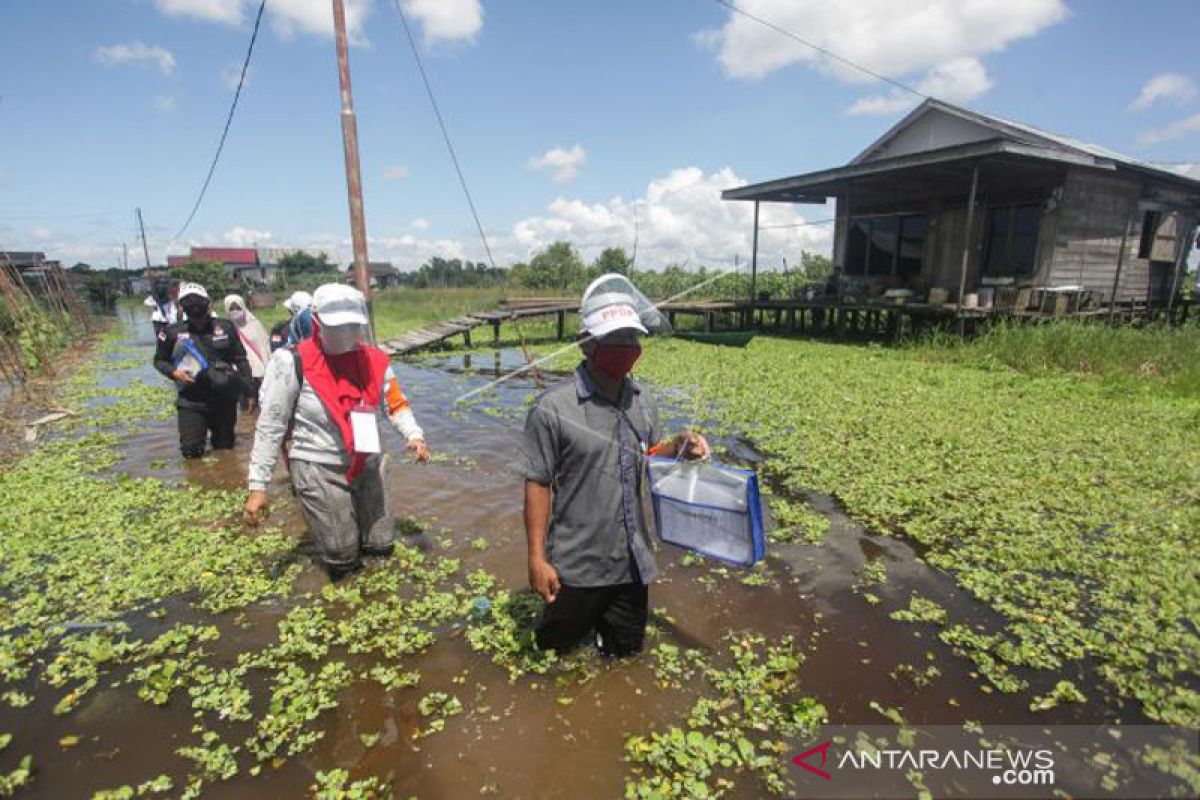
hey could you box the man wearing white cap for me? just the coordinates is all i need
[244,284,430,578]
[153,282,252,458]
[518,275,709,656]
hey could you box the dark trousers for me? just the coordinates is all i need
[177,400,238,458]
[535,582,648,657]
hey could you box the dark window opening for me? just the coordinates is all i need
[984,204,1041,277]
[845,214,928,278]
[868,217,898,275]
[846,219,869,276]
[1137,210,1161,260]
[898,215,927,277]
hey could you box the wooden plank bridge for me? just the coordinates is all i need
[377,302,578,356]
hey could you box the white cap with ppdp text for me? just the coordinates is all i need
[579,273,669,338]
[312,284,369,327]
[177,282,209,302]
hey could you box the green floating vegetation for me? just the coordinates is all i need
[626,633,827,799]
[636,334,1200,727]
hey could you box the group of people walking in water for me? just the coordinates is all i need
[148,276,707,657]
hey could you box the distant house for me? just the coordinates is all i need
[1,251,61,272]
[344,261,401,289]
[724,98,1200,311]
[166,247,274,284]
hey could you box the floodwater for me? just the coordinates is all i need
[4,310,1179,799]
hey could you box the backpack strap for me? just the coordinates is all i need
[282,347,304,477]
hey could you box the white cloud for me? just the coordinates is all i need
[401,0,483,45]
[154,0,245,25]
[94,41,177,75]
[267,0,370,40]
[153,94,178,112]
[382,165,411,181]
[848,56,994,115]
[1129,73,1197,111]
[152,0,371,40]
[699,0,1064,110]
[505,166,833,268]
[1139,113,1200,146]
[527,145,587,184]
[223,226,273,247]
[410,218,430,230]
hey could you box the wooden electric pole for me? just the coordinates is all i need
[136,207,152,269]
[331,0,374,332]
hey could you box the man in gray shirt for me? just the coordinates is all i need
[518,277,709,657]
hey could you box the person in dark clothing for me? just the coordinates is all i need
[153,282,252,458]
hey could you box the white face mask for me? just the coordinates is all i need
[319,324,365,355]
[230,309,247,325]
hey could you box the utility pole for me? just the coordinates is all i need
[331,0,374,331]
[122,243,129,272]
[136,208,152,269]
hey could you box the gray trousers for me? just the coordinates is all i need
[290,456,393,569]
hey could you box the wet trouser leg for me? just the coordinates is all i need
[535,582,649,657]
[177,403,209,459]
[208,400,238,450]
[290,456,393,574]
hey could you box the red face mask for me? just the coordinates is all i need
[591,343,641,379]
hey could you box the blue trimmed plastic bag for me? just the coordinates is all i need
[648,457,765,567]
[172,338,209,377]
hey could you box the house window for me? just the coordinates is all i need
[845,215,927,277]
[1137,210,1161,259]
[846,219,869,276]
[898,215,927,277]
[984,204,1040,277]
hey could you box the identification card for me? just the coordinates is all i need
[350,406,381,454]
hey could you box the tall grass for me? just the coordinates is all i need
[909,320,1200,398]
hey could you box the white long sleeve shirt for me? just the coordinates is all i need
[247,348,424,492]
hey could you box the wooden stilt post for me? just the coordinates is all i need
[1108,216,1134,325]
[956,163,980,336]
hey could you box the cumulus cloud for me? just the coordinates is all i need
[848,56,994,115]
[152,0,371,40]
[154,0,245,25]
[1139,113,1200,146]
[223,226,273,247]
[505,166,833,268]
[527,145,587,184]
[401,0,484,45]
[153,94,178,112]
[1129,73,1197,112]
[94,42,177,75]
[701,0,1062,112]
[382,165,411,181]
[410,218,430,230]
[34,168,832,275]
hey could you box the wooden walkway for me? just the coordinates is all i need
[377,302,577,356]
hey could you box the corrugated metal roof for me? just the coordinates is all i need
[190,247,258,263]
[855,99,1200,189]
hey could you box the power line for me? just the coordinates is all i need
[391,0,498,270]
[714,0,925,100]
[172,0,267,240]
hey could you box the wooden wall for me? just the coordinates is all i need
[1043,168,1141,300]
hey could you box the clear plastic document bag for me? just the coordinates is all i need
[648,457,765,567]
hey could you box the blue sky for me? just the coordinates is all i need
[2,0,1198,270]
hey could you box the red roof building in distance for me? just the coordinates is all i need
[188,247,258,265]
[166,255,190,268]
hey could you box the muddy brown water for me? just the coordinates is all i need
[3,311,1168,799]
